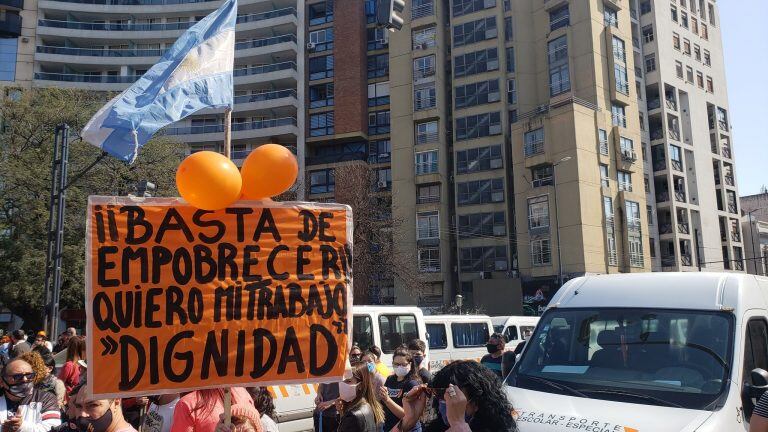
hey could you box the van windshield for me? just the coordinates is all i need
[507,308,733,410]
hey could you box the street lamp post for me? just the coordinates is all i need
[552,156,572,287]
[747,208,764,275]
[455,294,463,315]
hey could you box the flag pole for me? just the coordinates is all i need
[223,107,232,159]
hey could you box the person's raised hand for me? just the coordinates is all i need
[378,385,389,401]
[444,384,469,427]
[400,385,427,431]
[214,414,231,432]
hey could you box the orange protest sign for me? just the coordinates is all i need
[85,196,353,399]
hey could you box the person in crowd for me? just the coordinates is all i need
[480,334,505,379]
[246,387,277,432]
[406,340,431,384]
[58,336,84,397]
[141,393,180,432]
[0,336,11,362]
[55,385,83,432]
[349,345,363,367]
[33,333,53,353]
[212,404,262,432]
[313,381,339,432]
[30,347,65,408]
[379,348,421,432]
[337,364,384,432]
[65,329,76,338]
[361,351,385,390]
[396,360,517,432]
[73,382,136,432]
[0,357,62,432]
[122,396,150,429]
[751,390,768,432]
[52,333,69,355]
[368,346,392,378]
[171,388,253,432]
[9,331,31,359]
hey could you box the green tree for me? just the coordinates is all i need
[0,88,184,328]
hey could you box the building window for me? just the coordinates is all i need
[530,238,551,266]
[368,110,390,135]
[417,184,440,204]
[548,36,570,96]
[641,1,651,15]
[457,178,504,205]
[369,139,391,163]
[455,79,500,109]
[618,170,633,191]
[0,38,18,82]
[454,48,498,78]
[693,44,701,62]
[367,26,388,51]
[528,195,549,230]
[309,55,334,80]
[506,47,515,73]
[671,5,678,22]
[412,0,434,19]
[308,28,334,52]
[642,25,654,43]
[415,150,439,175]
[703,49,711,66]
[413,55,436,80]
[550,5,569,31]
[412,25,437,50]
[701,23,708,40]
[418,248,441,272]
[309,83,334,108]
[600,164,610,187]
[309,111,334,136]
[673,33,681,50]
[460,246,508,272]
[504,16,513,41]
[626,200,643,267]
[414,83,437,110]
[458,212,506,238]
[524,127,544,157]
[645,54,656,73]
[452,0,495,17]
[612,36,626,63]
[376,168,392,190]
[456,144,502,174]
[415,120,438,144]
[683,39,691,56]
[686,66,694,82]
[676,61,684,78]
[532,165,553,187]
[365,0,376,22]
[708,3,716,25]
[604,196,618,265]
[453,17,497,47]
[367,54,389,78]
[309,169,335,194]
[706,76,714,93]
[598,129,609,155]
[614,64,629,95]
[604,6,618,27]
[620,137,635,160]
[367,81,390,107]
[308,0,333,25]
[506,79,516,104]
[612,104,626,127]
[455,111,502,140]
[417,211,440,239]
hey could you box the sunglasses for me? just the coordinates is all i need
[5,372,36,382]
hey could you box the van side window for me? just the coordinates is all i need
[451,323,489,348]
[743,318,768,420]
[379,314,418,353]
[427,324,448,349]
[353,315,374,352]
[503,326,518,342]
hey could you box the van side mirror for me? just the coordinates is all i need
[743,368,768,399]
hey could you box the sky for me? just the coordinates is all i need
[720,0,768,196]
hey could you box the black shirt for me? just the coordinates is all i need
[481,354,503,378]
[383,375,419,431]
[417,368,431,385]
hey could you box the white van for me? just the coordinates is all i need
[425,315,493,372]
[492,315,540,348]
[273,306,428,432]
[505,273,768,432]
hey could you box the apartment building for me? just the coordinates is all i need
[742,191,768,276]
[1,0,305,176]
[634,0,743,272]
[0,0,30,85]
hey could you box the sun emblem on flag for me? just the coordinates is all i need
[176,55,201,75]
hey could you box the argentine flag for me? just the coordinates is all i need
[81,0,237,162]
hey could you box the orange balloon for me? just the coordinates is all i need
[241,144,298,199]
[176,151,242,210]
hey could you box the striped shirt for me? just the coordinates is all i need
[0,388,62,432]
[754,392,768,419]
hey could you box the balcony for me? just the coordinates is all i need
[415,131,438,145]
[728,203,738,214]
[659,223,673,235]
[668,128,680,141]
[656,191,669,203]
[532,177,553,188]
[674,191,686,203]
[724,175,735,186]
[524,140,544,158]
[653,160,667,172]
[166,117,297,135]
[731,231,741,242]
[413,66,435,81]
[661,255,676,267]
[650,128,664,141]
[721,145,732,159]
[647,99,661,111]
[34,72,140,83]
[670,159,683,172]
[677,223,690,234]
[234,61,296,77]
[0,13,22,37]
[618,182,633,192]
[307,151,366,166]
[681,254,692,266]
[734,260,744,271]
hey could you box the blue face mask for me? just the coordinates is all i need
[438,399,472,426]
[366,362,376,373]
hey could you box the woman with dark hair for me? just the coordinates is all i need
[379,348,421,432]
[337,364,385,432]
[396,360,517,432]
[171,388,254,432]
[246,387,277,432]
[58,336,85,396]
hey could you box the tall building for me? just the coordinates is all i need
[0,0,30,85]
[2,0,305,178]
[635,0,743,272]
[741,191,768,276]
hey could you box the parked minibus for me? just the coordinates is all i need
[425,314,493,372]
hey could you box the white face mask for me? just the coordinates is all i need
[338,381,359,402]
[394,365,411,378]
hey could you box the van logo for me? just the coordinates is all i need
[515,410,639,431]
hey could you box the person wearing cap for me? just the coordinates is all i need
[33,334,52,353]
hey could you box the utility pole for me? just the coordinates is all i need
[552,156,572,287]
[747,208,763,274]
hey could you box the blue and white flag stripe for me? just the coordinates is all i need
[81,0,237,162]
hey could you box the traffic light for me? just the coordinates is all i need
[376,0,406,31]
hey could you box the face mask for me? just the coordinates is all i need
[3,377,33,399]
[366,362,376,373]
[338,381,358,402]
[76,405,114,432]
[394,365,411,378]
[438,399,472,426]
[486,344,500,354]
[413,355,424,367]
